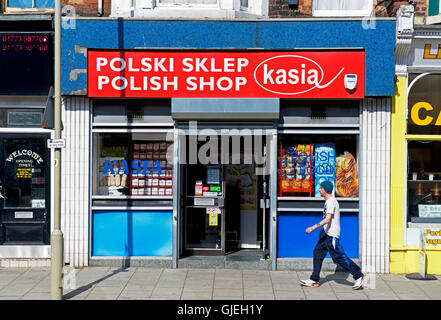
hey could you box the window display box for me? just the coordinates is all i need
[129,140,173,197]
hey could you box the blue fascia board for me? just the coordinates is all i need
[62,19,396,96]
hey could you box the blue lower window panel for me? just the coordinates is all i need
[7,0,54,7]
[92,211,172,257]
[277,212,358,258]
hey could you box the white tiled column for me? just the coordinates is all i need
[61,96,90,267]
[361,98,391,274]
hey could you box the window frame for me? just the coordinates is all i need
[4,0,54,13]
[92,131,174,199]
[427,0,441,24]
[240,0,249,11]
[312,0,373,17]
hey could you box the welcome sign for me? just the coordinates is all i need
[88,50,365,99]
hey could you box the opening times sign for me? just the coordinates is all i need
[87,50,365,99]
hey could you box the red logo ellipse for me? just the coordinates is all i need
[253,55,325,95]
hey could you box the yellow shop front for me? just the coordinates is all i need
[391,23,441,274]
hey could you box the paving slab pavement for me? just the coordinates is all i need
[0,267,438,300]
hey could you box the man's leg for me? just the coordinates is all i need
[310,229,329,282]
[326,237,363,280]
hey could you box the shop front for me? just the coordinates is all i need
[63,18,395,269]
[392,19,441,274]
[0,31,54,264]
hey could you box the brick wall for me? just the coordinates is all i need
[414,0,428,17]
[269,0,311,17]
[63,0,111,17]
[269,0,426,18]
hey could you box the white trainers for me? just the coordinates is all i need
[352,274,367,290]
[300,279,319,287]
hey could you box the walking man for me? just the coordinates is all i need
[300,180,366,289]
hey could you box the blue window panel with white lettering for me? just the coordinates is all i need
[7,0,32,7]
[277,212,358,258]
[92,211,172,256]
[35,0,54,8]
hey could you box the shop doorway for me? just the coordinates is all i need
[0,134,51,245]
[180,131,270,257]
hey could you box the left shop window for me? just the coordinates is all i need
[7,0,54,8]
[93,133,173,197]
[279,135,359,198]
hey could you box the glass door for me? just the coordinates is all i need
[0,134,50,245]
[183,163,225,255]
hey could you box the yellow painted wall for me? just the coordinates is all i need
[390,76,407,274]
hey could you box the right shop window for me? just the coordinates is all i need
[279,135,359,198]
[408,141,441,222]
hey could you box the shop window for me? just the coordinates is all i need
[6,0,54,9]
[279,135,358,198]
[408,141,441,223]
[408,74,441,135]
[312,0,373,17]
[93,133,173,197]
[428,0,441,24]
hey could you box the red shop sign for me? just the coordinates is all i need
[87,50,365,99]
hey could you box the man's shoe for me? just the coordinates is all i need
[300,279,319,287]
[352,274,367,290]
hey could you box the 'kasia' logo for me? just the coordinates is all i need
[253,55,345,95]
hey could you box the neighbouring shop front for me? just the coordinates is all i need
[392,22,441,274]
[0,30,54,263]
[62,18,395,270]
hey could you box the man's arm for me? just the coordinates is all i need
[305,213,332,234]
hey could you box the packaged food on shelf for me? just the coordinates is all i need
[121,175,127,186]
[281,180,291,189]
[115,174,121,186]
[335,151,359,197]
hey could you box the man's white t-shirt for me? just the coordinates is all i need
[323,197,340,238]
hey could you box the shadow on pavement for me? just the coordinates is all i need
[63,267,130,300]
[323,271,354,287]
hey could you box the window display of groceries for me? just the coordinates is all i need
[130,142,173,196]
[99,157,129,196]
[335,151,359,198]
[280,142,358,198]
[280,144,314,196]
[314,143,335,197]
